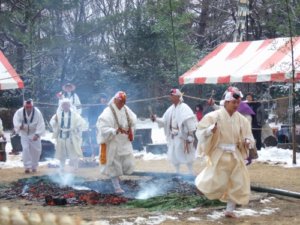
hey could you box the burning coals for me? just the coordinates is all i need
[0,174,222,210]
[0,175,129,206]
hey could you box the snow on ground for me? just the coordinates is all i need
[257,146,300,168]
[207,206,280,220]
[114,215,178,225]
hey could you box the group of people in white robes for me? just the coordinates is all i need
[6,82,253,218]
[10,83,86,174]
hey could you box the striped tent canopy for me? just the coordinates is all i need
[179,37,300,84]
[0,50,24,90]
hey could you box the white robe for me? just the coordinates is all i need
[0,118,3,136]
[195,108,254,205]
[57,92,82,114]
[13,107,45,169]
[96,103,137,177]
[50,110,87,164]
[156,102,197,166]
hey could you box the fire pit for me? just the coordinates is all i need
[0,173,224,210]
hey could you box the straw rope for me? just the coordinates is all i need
[32,94,290,109]
[0,205,106,225]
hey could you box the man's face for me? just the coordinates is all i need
[246,95,253,102]
[64,86,72,92]
[115,98,125,110]
[170,95,180,105]
[24,102,33,113]
[225,98,240,113]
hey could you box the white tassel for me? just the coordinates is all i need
[27,212,42,225]
[0,205,108,225]
[41,213,57,225]
[57,215,74,225]
[0,206,11,225]
[10,209,28,225]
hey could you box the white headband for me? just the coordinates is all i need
[224,92,241,101]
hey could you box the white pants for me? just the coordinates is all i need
[167,135,196,171]
[100,153,134,178]
[21,135,42,170]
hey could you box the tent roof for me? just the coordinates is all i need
[179,37,300,84]
[0,50,24,90]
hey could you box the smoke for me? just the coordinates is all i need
[48,172,92,191]
[49,172,76,187]
[136,183,161,199]
[135,179,172,200]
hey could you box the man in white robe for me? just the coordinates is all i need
[96,91,137,194]
[151,89,197,174]
[57,83,82,114]
[50,98,87,170]
[195,88,254,218]
[13,99,45,173]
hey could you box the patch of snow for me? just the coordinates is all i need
[235,208,258,217]
[256,147,300,168]
[117,215,178,225]
[86,221,110,225]
[187,217,201,221]
[260,197,275,204]
[134,150,167,161]
[259,207,280,215]
[207,207,280,220]
[207,211,224,220]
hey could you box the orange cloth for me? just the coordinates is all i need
[99,143,107,165]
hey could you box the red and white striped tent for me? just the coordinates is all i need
[179,37,300,84]
[0,50,24,90]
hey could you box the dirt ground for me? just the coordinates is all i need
[0,158,300,224]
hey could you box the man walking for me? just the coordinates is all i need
[13,99,45,173]
[151,88,197,174]
[97,91,137,194]
[195,87,254,218]
[50,98,87,171]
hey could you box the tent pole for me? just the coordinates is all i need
[285,0,297,164]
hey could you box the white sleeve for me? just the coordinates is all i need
[50,114,57,128]
[156,117,165,128]
[0,119,3,135]
[185,117,197,133]
[96,113,117,143]
[13,109,22,133]
[35,110,46,136]
[195,124,215,143]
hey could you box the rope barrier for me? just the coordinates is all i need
[32,94,290,109]
[33,95,170,109]
[183,94,290,103]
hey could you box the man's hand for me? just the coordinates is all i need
[32,134,39,141]
[244,138,251,149]
[211,123,217,133]
[187,135,194,143]
[116,127,128,135]
[207,98,215,106]
[0,134,6,141]
[150,114,156,122]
